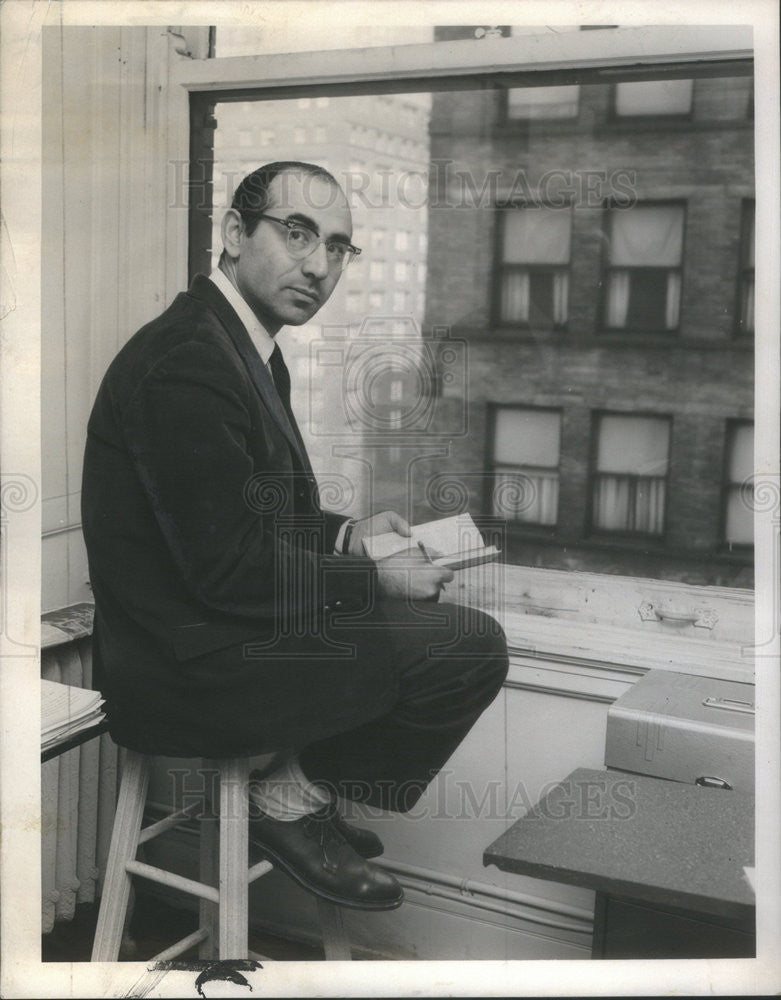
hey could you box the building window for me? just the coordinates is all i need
[737,200,755,335]
[369,291,384,310]
[238,130,252,147]
[395,230,409,251]
[293,127,306,144]
[369,260,385,282]
[603,203,684,332]
[419,232,428,253]
[297,97,312,109]
[394,261,409,282]
[315,126,327,143]
[490,408,560,526]
[315,96,330,107]
[591,414,670,536]
[390,380,403,402]
[371,228,385,250]
[259,129,274,146]
[417,262,426,283]
[723,421,754,547]
[614,79,693,116]
[506,84,580,120]
[497,205,571,327]
[393,290,409,312]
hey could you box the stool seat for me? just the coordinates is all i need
[91,750,351,961]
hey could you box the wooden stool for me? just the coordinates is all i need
[91,750,351,961]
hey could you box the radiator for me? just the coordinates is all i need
[41,608,119,934]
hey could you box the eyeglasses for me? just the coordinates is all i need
[259,214,362,272]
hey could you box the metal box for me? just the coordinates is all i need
[605,669,754,792]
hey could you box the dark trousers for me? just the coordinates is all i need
[298,600,509,813]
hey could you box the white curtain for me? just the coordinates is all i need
[494,470,559,525]
[743,279,755,332]
[507,84,580,119]
[553,273,569,325]
[665,272,682,329]
[594,475,665,534]
[494,408,561,466]
[501,271,529,322]
[607,271,630,327]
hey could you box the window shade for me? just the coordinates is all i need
[494,408,561,466]
[502,207,571,265]
[609,205,684,267]
[507,85,580,118]
[597,415,670,475]
[615,79,693,115]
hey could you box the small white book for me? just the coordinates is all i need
[362,513,500,571]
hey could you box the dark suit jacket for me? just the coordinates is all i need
[82,275,386,756]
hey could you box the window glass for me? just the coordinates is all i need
[492,408,561,526]
[593,415,670,535]
[205,59,753,586]
[615,79,693,115]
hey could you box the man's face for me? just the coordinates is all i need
[233,170,352,334]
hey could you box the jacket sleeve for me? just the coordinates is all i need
[120,339,376,624]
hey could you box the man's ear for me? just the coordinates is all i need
[221,208,244,260]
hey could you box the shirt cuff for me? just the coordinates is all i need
[333,518,355,555]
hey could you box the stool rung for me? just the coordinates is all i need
[248,859,274,883]
[125,859,219,903]
[150,927,210,963]
[138,801,204,845]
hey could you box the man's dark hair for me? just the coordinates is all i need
[230,161,341,236]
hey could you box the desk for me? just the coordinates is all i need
[484,767,755,959]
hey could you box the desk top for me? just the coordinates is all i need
[484,768,755,922]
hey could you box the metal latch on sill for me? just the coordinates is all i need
[702,695,755,715]
[637,600,718,630]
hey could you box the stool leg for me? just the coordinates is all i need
[317,899,352,961]
[217,757,249,959]
[198,810,219,959]
[91,751,149,961]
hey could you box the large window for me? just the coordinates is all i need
[490,407,561,526]
[496,205,571,328]
[737,200,755,335]
[614,79,694,116]
[603,203,685,333]
[723,421,754,547]
[591,414,670,536]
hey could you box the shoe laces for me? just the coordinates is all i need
[302,807,349,873]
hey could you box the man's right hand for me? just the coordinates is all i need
[375,547,454,600]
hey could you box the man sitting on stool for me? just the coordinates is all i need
[81,161,509,912]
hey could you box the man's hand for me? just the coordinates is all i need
[375,547,454,601]
[347,509,412,557]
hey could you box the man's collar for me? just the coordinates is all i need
[209,267,276,365]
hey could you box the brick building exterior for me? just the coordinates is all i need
[402,27,755,586]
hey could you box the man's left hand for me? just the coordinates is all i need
[348,510,411,556]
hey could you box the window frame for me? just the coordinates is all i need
[492,201,573,331]
[484,403,563,532]
[499,83,581,125]
[735,198,755,337]
[598,198,688,336]
[587,410,673,541]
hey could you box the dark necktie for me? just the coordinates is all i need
[268,343,292,413]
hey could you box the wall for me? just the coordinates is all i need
[40,24,198,610]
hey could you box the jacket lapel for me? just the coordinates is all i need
[187,274,310,469]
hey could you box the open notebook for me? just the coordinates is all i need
[362,513,500,571]
[41,679,106,752]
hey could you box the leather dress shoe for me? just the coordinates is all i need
[249,808,403,910]
[322,801,384,860]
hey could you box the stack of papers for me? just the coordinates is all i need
[41,679,106,752]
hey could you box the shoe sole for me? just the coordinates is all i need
[249,837,404,911]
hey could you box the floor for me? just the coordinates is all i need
[42,891,327,963]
